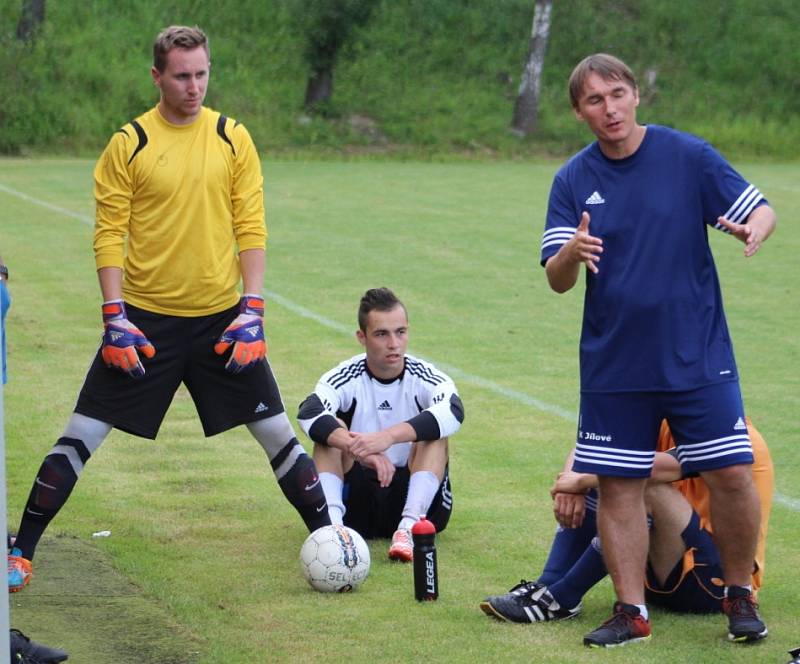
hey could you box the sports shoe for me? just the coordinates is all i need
[583,602,652,648]
[388,528,413,562]
[10,628,69,662]
[480,580,581,623]
[723,586,768,642]
[8,548,32,593]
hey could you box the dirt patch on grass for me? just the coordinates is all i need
[9,535,202,663]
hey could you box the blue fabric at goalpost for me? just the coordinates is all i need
[0,315,10,655]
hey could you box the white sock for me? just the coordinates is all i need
[318,472,345,525]
[399,470,440,530]
[635,604,649,621]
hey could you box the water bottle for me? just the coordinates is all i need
[412,515,438,601]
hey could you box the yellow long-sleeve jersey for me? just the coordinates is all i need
[93,106,266,316]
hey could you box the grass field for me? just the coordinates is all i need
[1,157,798,663]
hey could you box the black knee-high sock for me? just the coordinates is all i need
[272,440,331,532]
[14,437,90,559]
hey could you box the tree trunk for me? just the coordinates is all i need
[511,0,552,136]
[16,0,45,43]
[304,68,334,111]
[297,0,377,114]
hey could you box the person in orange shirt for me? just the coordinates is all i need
[644,419,771,610]
[481,420,772,637]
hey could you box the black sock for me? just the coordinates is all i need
[272,441,331,532]
[14,437,89,559]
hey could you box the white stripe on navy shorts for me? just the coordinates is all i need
[676,433,752,472]
[574,443,655,474]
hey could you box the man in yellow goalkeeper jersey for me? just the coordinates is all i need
[8,25,330,593]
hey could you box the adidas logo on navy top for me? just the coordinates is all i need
[734,417,747,431]
[254,402,269,413]
[378,400,392,411]
[585,191,605,205]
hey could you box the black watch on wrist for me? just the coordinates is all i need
[0,264,7,281]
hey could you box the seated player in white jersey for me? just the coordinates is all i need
[297,287,464,561]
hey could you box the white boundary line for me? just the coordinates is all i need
[266,289,577,422]
[2,181,797,511]
[0,183,94,225]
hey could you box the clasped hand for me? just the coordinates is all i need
[550,471,589,529]
[346,431,395,487]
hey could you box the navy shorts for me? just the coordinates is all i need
[342,464,452,539]
[574,382,753,477]
[645,511,725,613]
[75,303,285,439]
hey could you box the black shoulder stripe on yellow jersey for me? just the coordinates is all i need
[127,120,148,165]
[216,114,236,156]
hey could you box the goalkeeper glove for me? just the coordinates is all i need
[214,295,267,374]
[101,300,156,379]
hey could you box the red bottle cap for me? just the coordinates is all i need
[411,515,436,535]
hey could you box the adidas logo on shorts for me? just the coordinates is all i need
[254,402,269,414]
[733,417,747,431]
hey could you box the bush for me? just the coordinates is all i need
[0,0,797,159]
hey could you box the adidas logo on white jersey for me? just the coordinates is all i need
[254,402,269,414]
[377,400,392,411]
[585,191,605,205]
[733,417,747,431]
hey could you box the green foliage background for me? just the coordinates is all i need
[1,0,799,158]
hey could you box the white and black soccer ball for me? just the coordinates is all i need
[299,525,370,593]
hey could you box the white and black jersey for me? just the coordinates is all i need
[298,353,464,467]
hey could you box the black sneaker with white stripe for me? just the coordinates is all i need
[480,580,581,623]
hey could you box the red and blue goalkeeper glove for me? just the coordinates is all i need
[101,300,156,379]
[214,295,267,374]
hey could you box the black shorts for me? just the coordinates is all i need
[644,511,725,613]
[75,303,285,439]
[342,463,453,539]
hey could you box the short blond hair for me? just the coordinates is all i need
[153,25,209,72]
[568,53,637,109]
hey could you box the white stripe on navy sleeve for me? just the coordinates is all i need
[541,226,577,252]
[714,184,764,232]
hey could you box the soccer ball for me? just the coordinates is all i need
[299,525,370,593]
